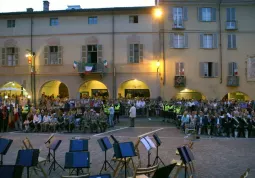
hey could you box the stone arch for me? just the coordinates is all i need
[118,79,150,98]
[222,91,250,101]
[85,36,99,44]
[0,81,30,97]
[39,80,69,98]
[127,34,140,44]
[46,37,60,46]
[174,88,206,100]
[78,80,109,98]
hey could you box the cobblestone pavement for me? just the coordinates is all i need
[1,118,255,178]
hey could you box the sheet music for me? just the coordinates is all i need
[141,137,151,151]
[145,136,156,148]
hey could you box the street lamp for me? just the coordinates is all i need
[154,8,163,18]
[4,95,8,99]
[25,50,36,107]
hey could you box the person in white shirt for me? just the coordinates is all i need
[129,104,136,127]
[33,113,40,132]
[41,113,51,132]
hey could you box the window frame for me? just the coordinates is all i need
[6,47,16,66]
[128,43,142,64]
[173,33,185,48]
[50,18,59,26]
[175,62,185,76]
[88,16,98,24]
[49,46,59,65]
[203,34,213,49]
[129,15,139,24]
[7,20,15,28]
[227,34,237,49]
[202,7,212,22]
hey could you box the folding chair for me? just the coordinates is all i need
[128,164,158,178]
[22,137,48,178]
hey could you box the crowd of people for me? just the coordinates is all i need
[0,92,255,138]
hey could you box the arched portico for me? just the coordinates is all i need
[174,88,206,100]
[39,80,69,98]
[79,80,109,98]
[222,91,250,101]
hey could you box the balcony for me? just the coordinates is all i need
[174,76,186,87]
[225,21,238,30]
[172,18,185,29]
[227,76,239,87]
[77,62,105,78]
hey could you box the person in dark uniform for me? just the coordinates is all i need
[114,101,120,124]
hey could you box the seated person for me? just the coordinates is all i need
[41,112,51,132]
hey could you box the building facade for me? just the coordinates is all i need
[0,0,255,102]
[158,0,255,100]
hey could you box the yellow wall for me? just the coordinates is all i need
[79,80,107,96]
[40,81,61,97]
[118,80,149,97]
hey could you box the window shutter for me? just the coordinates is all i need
[139,44,143,63]
[180,62,184,75]
[232,34,236,48]
[228,62,233,76]
[183,7,188,21]
[231,8,236,21]
[211,8,216,22]
[198,7,202,21]
[213,34,218,48]
[128,44,134,63]
[1,48,6,66]
[169,33,174,48]
[184,33,188,48]
[226,8,231,21]
[97,44,102,63]
[81,45,87,63]
[58,46,62,64]
[212,62,218,77]
[14,47,19,66]
[168,7,173,20]
[175,62,180,76]
[200,34,204,48]
[44,46,49,65]
[227,34,231,49]
[199,62,205,77]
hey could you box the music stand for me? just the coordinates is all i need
[48,139,65,175]
[110,135,119,144]
[15,149,39,178]
[89,174,111,178]
[65,152,90,176]
[152,133,165,166]
[0,165,23,178]
[140,136,156,167]
[177,146,195,178]
[0,138,13,165]
[152,163,176,178]
[44,134,55,163]
[98,137,114,174]
[69,139,89,152]
[113,142,136,178]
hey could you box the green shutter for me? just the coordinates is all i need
[139,44,143,63]
[1,48,6,66]
[82,45,87,63]
[14,47,19,66]
[58,46,62,64]
[97,44,102,63]
[128,44,134,63]
[44,46,49,65]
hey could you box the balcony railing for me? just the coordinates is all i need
[227,76,239,87]
[77,62,105,74]
[174,76,186,87]
[225,21,238,30]
[172,18,185,29]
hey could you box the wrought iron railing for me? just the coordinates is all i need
[77,62,105,73]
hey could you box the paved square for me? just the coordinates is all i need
[1,118,255,178]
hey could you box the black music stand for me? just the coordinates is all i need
[110,135,119,144]
[0,138,13,165]
[140,136,156,167]
[15,149,39,178]
[152,163,176,178]
[113,142,136,178]
[177,146,195,178]
[65,152,90,176]
[0,165,23,178]
[69,139,89,152]
[48,139,64,175]
[44,134,54,163]
[98,137,114,174]
[152,133,165,166]
[89,174,111,178]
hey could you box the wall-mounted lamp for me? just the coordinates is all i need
[28,95,31,99]
[4,95,8,99]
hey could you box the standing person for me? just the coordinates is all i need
[108,104,114,127]
[114,101,120,124]
[129,104,136,127]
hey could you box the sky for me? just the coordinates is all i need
[0,0,155,12]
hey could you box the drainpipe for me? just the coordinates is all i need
[30,16,36,107]
[219,0,223,84]
[112,11,116,100]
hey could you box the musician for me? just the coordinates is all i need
[162,101,169,122]
[251,117,255,137]
[114,101,120,124]
[32,112,40,132]
[41,112,51,132]
[196,111,207,135]
[214,113,222,136]
[232,112,240,137]
[181,111,190,132]
[49,113,58,132]
[239,112,248,138]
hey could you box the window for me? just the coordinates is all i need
[1,48,18,66]
[129,15,138,23]
[49,46,59,64]
[200,62,218,78]
[226,8,236,22]
[172,7,187,27]
[228,62,238,76]
[200,34,217,49]
[7,20,15,28]
[50,18,59,26]
[87,45,98,63]
[175,62,184,76]
[170,33,188,48]
[128,44,143,63]
[44,46,62,65]
[88,16,98,24]
[198,7,216,22]
[228,34,237,49]
[7,48,16,66]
